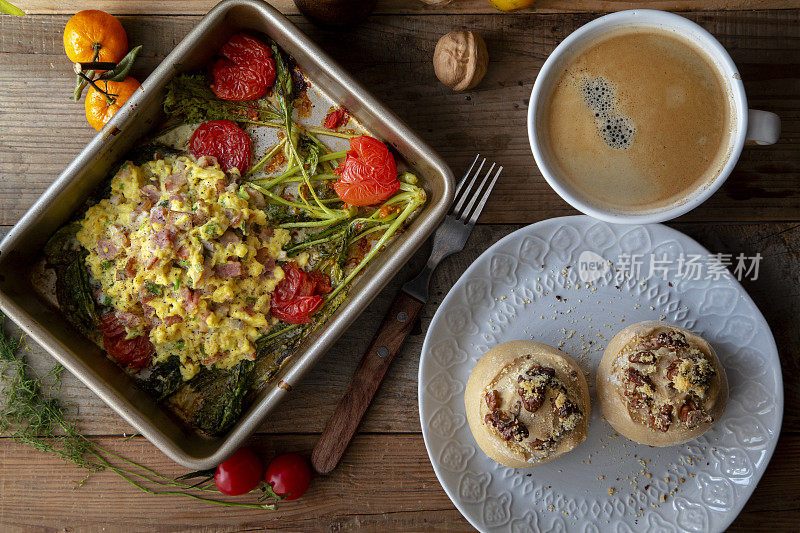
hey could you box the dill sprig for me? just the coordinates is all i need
[0,315,100,470]
[0,314,275,510]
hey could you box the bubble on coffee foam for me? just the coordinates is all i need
[580,76,636,150]
[582,77,615,114]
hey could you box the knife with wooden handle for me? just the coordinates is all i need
[311,290,424,474]
[311,155,502,474]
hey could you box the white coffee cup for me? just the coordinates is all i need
[527,10,781,224]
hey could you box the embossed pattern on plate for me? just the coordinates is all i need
[418,216,782,532]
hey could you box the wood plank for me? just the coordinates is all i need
[0,431,797,530]
[1,11,799,225]
[2,222,797,436]
[12,0,800,16]
[0,434,468,531]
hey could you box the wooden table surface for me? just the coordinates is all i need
[1,1,799,531]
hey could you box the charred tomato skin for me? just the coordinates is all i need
[270,263,331,324]
[189,120,252,174]
[210,33,276,101]
[323,108,348,130]
[99,312,154,370]
[333,136,400,206]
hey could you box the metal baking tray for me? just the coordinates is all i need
[0,0,453,469]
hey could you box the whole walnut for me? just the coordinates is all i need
[433,30,488,91]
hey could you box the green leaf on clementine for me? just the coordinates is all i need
[0,0,25,15]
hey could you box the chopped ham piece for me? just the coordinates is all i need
[245,187,266,208]
[255,248,275,269]
[133,198,153,220]
[152,229,173,249]
[125,257,137,277]
[97,239,119,259]
[150,205,168,225]
[164,171,187,192]
[215,262,242,278]
[133,210,149,228]
[192,201,211,225]
[181,287,200,312]
[197,268,212,284]
[116,310,143,328]
[219,230,241,247]
[196,309,211,332]
[109,224,130,248]
[224,208,242,226]
[141,185,162,203]
[144,310,162,326]
[167,210,193,230]
[116,163,135,181]
[176,246,190,260]
[197,155,217,168]
[256,225,273,242]
[213,303,230,316]
[163,315,184,326]
[193,211,210,226]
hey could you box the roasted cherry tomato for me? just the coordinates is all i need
[210,33,276,101]
[307,271,332,295]
[265,453,311,501]
[214,447,263,496]
[189,120,252,174]
[270,263,330,324]
[323,108,348,130]
[333,136,400,206]
[99,312,154,370]
[270,296,323,325]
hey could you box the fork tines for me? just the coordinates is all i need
[450,154,502,226]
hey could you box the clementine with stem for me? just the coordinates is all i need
[85,77,140,131]
[64,10,128,66]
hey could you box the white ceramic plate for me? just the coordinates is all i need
[418,216,782,532]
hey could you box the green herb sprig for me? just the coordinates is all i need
[0,314,274,510]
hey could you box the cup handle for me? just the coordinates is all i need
[746,109,781,145]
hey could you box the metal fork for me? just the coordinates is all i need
[312,155,502,474]
[403,154,502,302]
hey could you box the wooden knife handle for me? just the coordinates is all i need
[311,291,425,474]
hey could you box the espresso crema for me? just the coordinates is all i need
[542,27,734,211]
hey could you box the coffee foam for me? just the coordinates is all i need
[580,76,636,150]
[541,26,734,212]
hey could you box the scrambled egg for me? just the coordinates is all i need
[77,155,290,379]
